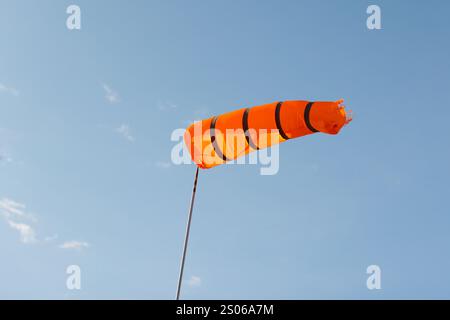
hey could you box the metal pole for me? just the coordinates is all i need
[176,167,200,300]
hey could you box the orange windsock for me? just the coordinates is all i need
[184,100,351,169]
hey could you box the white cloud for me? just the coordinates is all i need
[102,83,120,104]
[0,154,13,164]
[0,198,26,219]
[44,234,59,242]
[0,130,15,165]
[1,198,89,249]
[157,100,177,111]
[116,124,135,142]
[0,198,37,244]
[8,221,36,244]
[59,241,90,250]
[186,276,201,287]
[0,83,19,96]
[155,161,172,169]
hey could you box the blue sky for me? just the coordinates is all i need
[1,0,450,299]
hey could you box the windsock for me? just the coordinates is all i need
[184,100,351,169]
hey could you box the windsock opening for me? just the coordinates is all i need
[309,100,351,135]
[336,100,352,126]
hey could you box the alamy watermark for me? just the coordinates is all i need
[170,126,280,176]
[367,5,381,30]
[66,5,81,30]
[366,265,382,290]
[66,265,81,290]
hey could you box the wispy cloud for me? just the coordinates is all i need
[155,161,172,169]
[0,198,27,219]
[1,198,89,248]
[44,234,59,242]
[0,130,16,162]
[157,100,177,111]
[0,198,36,244]
[186,276,202,287]
[8,221,36,244]
[0,153,13,164]
[0,83,19,96]
[59,241,90,250]
[116,124,135,142]
[102,83,120,104]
